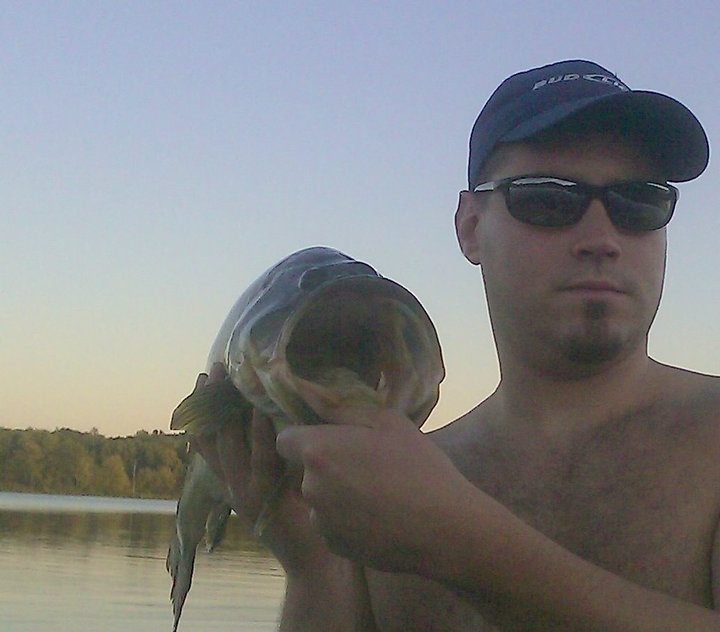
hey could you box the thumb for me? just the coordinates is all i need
[275,424,322,466]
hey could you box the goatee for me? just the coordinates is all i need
[563,300,623,366]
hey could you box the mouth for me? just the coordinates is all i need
[560,280,626,297]
[568,281,622,291]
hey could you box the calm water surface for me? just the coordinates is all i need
[0,492,284,631]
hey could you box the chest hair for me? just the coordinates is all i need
[446,401,720,604]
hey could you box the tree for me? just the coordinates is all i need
[0,426,190,498]
[94,454,133,497]
[1,432,44,490]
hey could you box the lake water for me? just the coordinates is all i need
[0,492,285,631]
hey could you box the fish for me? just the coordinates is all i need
[166,454,232,632]
[166,246,445,630]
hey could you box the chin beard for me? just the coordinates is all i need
[561,300,625,366]
[564,337,623,365]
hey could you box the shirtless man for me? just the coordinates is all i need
[193,60,720,630]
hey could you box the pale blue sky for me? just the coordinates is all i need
[2,1,719,436]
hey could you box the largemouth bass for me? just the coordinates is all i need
[166,246,444,630]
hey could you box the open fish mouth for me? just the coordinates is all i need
[240,275,444,428]
[173,247,444,435]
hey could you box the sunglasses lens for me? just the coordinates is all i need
[506,180,586,227]
[605,182,676,230]
[503,179,677,231]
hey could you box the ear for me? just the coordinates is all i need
[455,191,483,265]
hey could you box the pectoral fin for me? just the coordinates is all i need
[170,379,252,434]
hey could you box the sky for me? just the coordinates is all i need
[2,1,719,437]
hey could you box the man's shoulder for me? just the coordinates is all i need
[425,400,490,446]
[428,364,720,455]
[655,361,720,408]
[425,400,499,473]
[650,364,720,467]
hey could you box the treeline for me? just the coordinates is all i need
[0,427,193,499]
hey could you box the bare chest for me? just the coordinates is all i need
[480,438,716,602]
[368,404,720,631]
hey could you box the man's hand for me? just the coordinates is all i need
[188,363,329,576]
[184,364,379,630]
[275,383,477,577]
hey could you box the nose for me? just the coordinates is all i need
[570,199,622,261]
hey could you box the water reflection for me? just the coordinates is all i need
[0,493,284,632]
[4,510,162,551]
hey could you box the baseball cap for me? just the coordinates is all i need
[468,60,709,188]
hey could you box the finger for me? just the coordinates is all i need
[305,506,353,560]
[275,425,319,466]
[275,426,301,465]
[251,411,282,477]
[308,507,321,531]
[317,401,407,433]
[275,423,363,473]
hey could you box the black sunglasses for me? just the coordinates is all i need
[472,176,679,231]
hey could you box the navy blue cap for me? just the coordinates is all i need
[468,60,709,188]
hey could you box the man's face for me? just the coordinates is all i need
[455,135,668,376]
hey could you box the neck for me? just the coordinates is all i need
[489,348,660,437]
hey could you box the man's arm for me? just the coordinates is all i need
[276,403,720,631]
[438,490,720,631]
[280,556,377,632]
[711,512,720,611]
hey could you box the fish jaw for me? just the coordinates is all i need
[270,363,388,412]
[202,246,444,431]
[235,274,445,428]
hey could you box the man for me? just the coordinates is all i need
[193,60,720,630]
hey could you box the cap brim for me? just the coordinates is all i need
[501,91,709,183]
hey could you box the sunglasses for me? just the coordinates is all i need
[472,176,679,231]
